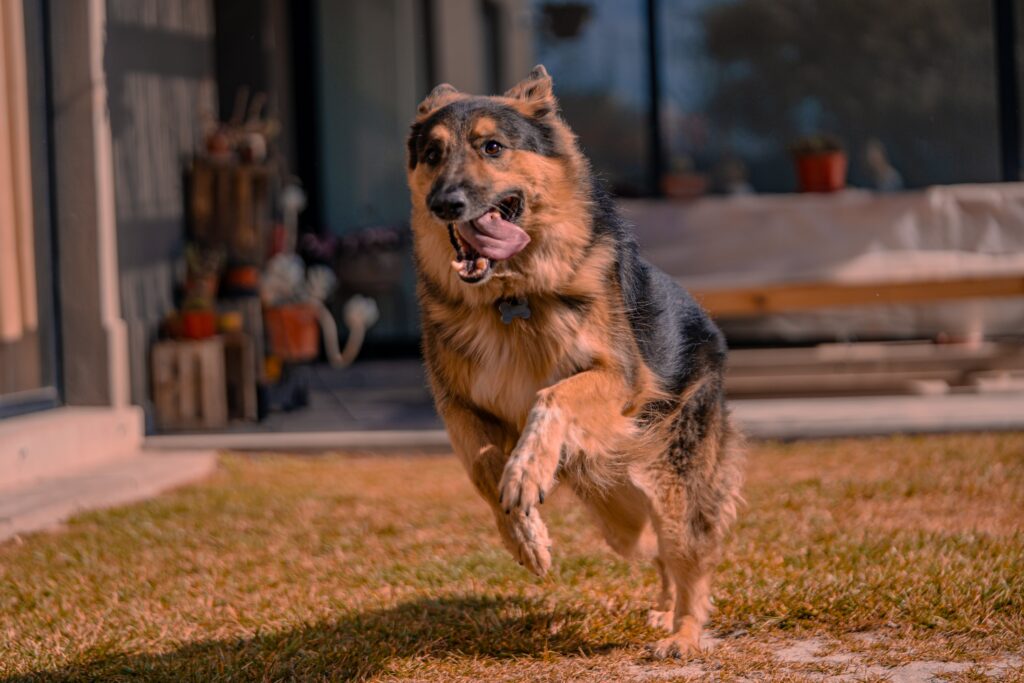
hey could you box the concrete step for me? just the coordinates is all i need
[0,450,216,541]
[0,407,144,491]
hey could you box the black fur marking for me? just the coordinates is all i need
[591,180,726,399]
[555,293,594,314]
[464,399,508,432]
[585,177,728,418]
[407,122,423,170]
[691,508,714,537]
[665,384,720,475]
[417,270,460,311]
[422,314,470,360]
[412,98,560,162]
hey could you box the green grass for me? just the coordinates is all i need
[1,433,1023,681]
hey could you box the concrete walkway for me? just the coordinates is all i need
[146,360,1024,451]
[0,450,216,542]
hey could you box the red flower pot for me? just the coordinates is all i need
[181,310,217,339]
[265,304,320,362]
[794,152,848,193]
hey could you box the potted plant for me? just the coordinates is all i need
[180,246,224,339]
[660,155,709,200]
[790,134,847,193]
[335,225,408,295]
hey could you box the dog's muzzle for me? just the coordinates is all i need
[448,194,528,284]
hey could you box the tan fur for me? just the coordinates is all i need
[407,66,743,659]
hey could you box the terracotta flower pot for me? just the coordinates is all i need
[660,172,709,200]
[180,310,217,339]
[794,151,848,193]
[265,304,320,362]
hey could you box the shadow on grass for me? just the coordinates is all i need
[9,595,624,682]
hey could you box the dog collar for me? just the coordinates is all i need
[497,296,530,324]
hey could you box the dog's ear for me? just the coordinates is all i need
[417,83,459,116]
[505,65,556,118]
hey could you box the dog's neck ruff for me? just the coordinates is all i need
[497,296,531,324]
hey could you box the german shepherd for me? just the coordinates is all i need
[406,66,743,658]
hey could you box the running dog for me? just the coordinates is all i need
[405,65,743,658]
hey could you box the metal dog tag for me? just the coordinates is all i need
[498,296,531,324]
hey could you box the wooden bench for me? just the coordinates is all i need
[689,274,1024,397]
[692,274,1024,318]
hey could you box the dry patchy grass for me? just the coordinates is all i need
[1,433,1023,681]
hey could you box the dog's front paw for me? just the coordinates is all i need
[499,401,562,515]
[498,454,551,516]
[504,510,552,577]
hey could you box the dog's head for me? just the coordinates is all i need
[407,66,588,293]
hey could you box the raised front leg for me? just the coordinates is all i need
[441,399,553,576]
[499,367,635,516]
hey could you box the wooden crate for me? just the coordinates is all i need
[187,159,272,262]
[219,296,265,382]
[152,338,228,430]
[223,332,258,421]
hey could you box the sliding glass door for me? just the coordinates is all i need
[0,0,59,418]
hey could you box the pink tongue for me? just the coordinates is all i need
[456,211,530,261]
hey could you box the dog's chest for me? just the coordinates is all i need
[464,319,585,427]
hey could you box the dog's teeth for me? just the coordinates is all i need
[475,257,488,272]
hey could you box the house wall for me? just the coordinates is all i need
[0,0,146,489]
[0,0,59,412]
[49,0,129,408]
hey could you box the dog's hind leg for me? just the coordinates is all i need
[575,477,675,632]
[640,453,715,657]
[645,399,741,659]
[645,555,677,633]
[442,400,553,577]
[577,478,649,559]
[646,527,712,658]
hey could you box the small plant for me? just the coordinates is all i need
[790,134,848,192]
[789,133,845,156]
[183,244,225,310]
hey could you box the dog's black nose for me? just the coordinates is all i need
[429,187,468,221]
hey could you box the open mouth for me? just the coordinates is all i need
[448,193,526,284]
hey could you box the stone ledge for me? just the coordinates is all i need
[0,406,144,491]
[0,449,216,542]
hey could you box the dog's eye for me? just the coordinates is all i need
[482,140,503,156]
[424,148,441,165]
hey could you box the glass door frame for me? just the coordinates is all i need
[0,0,61,419]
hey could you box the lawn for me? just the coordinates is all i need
[2,433,1023,682]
